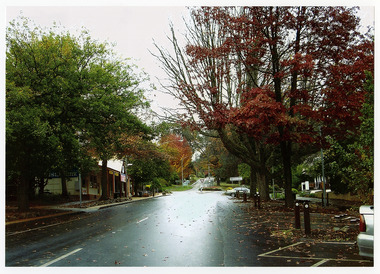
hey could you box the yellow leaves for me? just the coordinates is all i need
[61,41,73,58]
[159,134,193,176]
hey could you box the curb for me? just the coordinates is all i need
[6,194,164,227]
[6,211,82,226]
[98,193,164,210]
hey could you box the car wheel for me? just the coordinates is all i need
[231,193,235,197]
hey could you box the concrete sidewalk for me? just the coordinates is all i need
[54,193,164,212]
[6,193,165,226]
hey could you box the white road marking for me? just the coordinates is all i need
[137,217,148,223]
[7,218,79,236]
[258,241,372,266]
[258,242,304,257]
[311,259,330,267]
[39,248,83,267]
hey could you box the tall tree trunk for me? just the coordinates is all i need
[281,140,294,207]
[100,159,108,200]
[258,145,270,201]
[17,176,30,212]
[257,170,269,201]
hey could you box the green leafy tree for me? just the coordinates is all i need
[129,152,171,195]
[238,163,251,186]
[6,18,89,209]
[325,73,374,203]
[6,17,149,209]
[6,84,57,210]
[81,57,150,200]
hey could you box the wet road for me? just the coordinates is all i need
[6,187,372,267]
[7,189,242,266]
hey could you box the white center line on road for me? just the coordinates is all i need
[136,217,149,224]
[39,248,83,267]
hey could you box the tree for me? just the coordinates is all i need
[6,17,150,208]
[128,143,172,195]
[323,72,374,203]
[194,135,241,184]
[154,7,373,206]
[80,52,150,200]
[6,84,56,210]
[6,18,93,210]
[159,134,193,182]
[238,163,251,186]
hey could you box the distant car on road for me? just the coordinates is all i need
[226,186,250,197]
[357,205,374,258]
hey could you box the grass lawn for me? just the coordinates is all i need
[163,185,193,192]
[219,182,242,190]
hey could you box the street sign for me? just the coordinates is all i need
[230,177,243,182]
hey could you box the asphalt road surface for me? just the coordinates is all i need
[6,189,237,266]
[6,186,373,267]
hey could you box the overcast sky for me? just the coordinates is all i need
[6,4,190,119]
[5,2,376,119]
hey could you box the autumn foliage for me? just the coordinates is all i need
[159,134,193,180]
[155,6,374,206]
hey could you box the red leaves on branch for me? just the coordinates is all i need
[230,87,285,139]
[165,7,374,148]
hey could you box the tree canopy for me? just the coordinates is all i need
[6,17,149,209]
[154,7,374,206]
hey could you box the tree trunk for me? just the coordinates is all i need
[281,140,294,207]
[258,145,270,201]
[38,178,45,196]
[100,159,108,200]
[61,171,68,197]
[256,170,269,201]
[17,176,30,212]
[249,164,257,199]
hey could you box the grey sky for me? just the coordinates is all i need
[5,3,376,118]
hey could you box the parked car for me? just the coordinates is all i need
[226,186,250,197]
[357,205,374,258]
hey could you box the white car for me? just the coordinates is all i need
[226,187,250,197]
[357,205,374,258]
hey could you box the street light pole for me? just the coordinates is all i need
[124,158,132,199]
[181,157,184,185]
[319,126,327,207]
[78,172,82,208]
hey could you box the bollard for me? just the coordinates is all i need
[294,202,301,229]
[257,193,261,209]
[304,201,311,235]
[326,193,329,206]
[243,192,247,202]
[236,190,240,199]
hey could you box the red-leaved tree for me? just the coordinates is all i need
[159,134,193,181]
[154,6,373,206]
